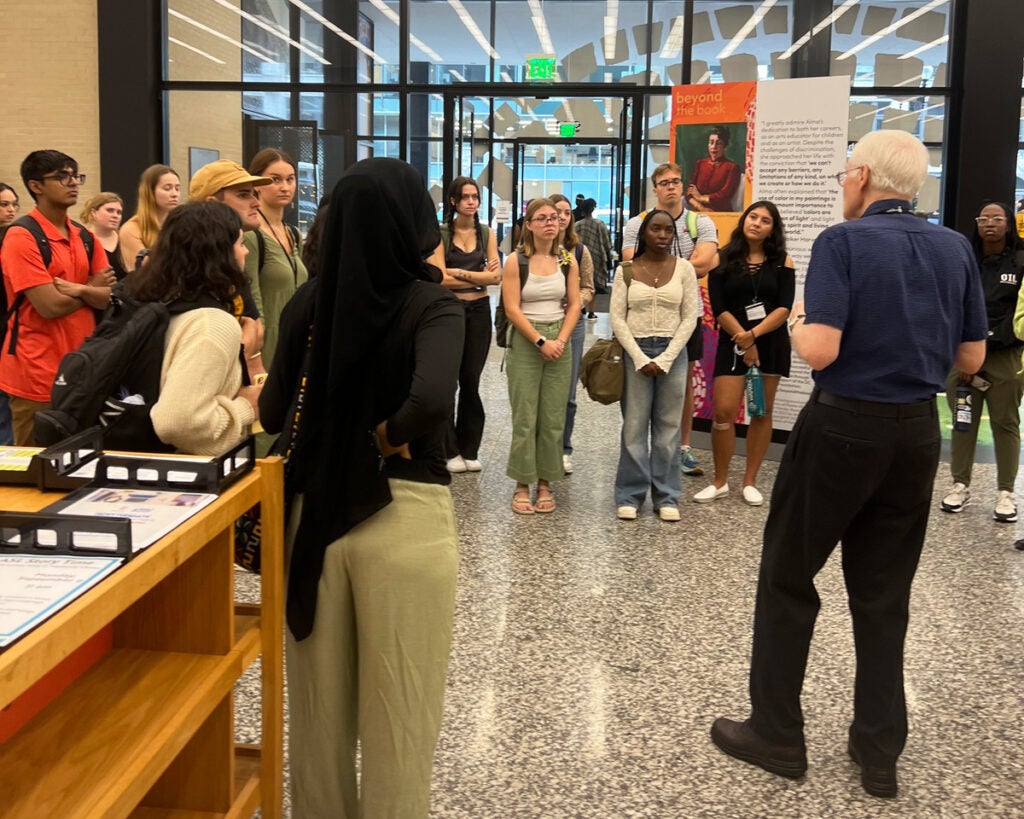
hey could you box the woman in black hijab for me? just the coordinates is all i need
[260,158,464,818]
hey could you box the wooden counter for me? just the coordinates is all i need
[0,458,284,819]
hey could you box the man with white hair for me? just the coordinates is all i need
[711,130,987,798]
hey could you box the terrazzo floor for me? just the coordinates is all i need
[235,313,1024,818]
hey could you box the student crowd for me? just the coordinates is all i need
[0,128,1019,815]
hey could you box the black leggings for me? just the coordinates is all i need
[445,296,492,460]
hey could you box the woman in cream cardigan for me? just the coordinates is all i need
[611,209,699,522]
[126,200,261,455]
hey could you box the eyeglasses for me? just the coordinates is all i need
[42,171,86,186]
[654,178,683,189]
[530,215,559,224]
[834,166,863,187]
[975,216,1007,225]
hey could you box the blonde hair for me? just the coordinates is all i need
[79,191,123,224]
[124,164,179,248]
[520,198,557,258]
[650,162,683,185]
[850,131,928,199]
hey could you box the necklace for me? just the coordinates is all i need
[258,208,298,282]
[639,256,672,285]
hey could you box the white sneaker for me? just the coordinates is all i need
[742,485,764,506]
[658,506,681,522]
[993,490,1017,523]
[693,483,729,503]
[446,456,467,474]
[463,459,482,472]
[940,482,969,513]
[563,454,574,475]
[617,506,638,520]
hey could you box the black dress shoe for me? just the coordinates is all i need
[847,741,898,798]
[710,718,807,778]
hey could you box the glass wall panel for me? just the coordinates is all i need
[690,0,795,84]
[830,0,951,89]
[848,93,944,144]
[167,0,246,83]
[410,0,493,83]
[490,1,650,85]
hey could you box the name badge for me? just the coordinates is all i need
[746,302,767,321]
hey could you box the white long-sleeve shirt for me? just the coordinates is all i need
[609,258,700,372]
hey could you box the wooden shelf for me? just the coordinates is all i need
[0,458,284,819]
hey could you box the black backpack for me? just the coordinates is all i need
[33,286,219,451]
[0,215,95,355]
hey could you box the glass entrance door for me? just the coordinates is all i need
[442,93,633,258]
[510,137,624,253]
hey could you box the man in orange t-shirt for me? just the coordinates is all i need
[0,150,114,444]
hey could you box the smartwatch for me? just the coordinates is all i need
[536,337,546,347]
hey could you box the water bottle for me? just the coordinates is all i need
[953,385,972,432]
[746,365,766,418]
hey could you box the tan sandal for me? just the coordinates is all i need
[535,489,555,513]
[511,489,534,515]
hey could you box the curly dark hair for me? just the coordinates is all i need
[126,201,248,308]
[718,200,788,271]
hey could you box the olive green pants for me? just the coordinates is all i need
[286,479,459,818]
[504,319,571,484]
[946,345,1024,491]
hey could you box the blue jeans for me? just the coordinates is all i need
[614,337,687,509]
[562,318,586,454]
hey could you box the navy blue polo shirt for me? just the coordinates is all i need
[805,199,987,403]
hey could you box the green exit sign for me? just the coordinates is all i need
[559,123,577,138]
[526,56,556,81]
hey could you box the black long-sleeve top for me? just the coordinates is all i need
[260,277,465,485]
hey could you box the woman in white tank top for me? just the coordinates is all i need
[501,198,581,514]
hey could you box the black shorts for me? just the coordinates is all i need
[685,321,703,363]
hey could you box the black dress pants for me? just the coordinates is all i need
[445,296,492,460]
[748,390,940,766]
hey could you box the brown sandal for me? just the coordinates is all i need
[511,489,535,515]
[535,489,555,513]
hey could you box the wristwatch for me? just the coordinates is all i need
[536,337,546,347]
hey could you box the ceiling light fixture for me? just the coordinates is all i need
[660,16,685,60]
[208,0,330,65]
[603,0,619,62]
[717,0,778,60]
[288,0,388,63]
[528,0,555,55]
[365,0,442,61]
[778,0,858,61]
[168,36,226,65]
[838,0,947,61]
[168,8,274,64]
[447,0,500,60]
[899,34,948,60]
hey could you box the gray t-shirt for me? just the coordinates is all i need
[622,209,718,260]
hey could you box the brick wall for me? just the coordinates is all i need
[0,0,101,211]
